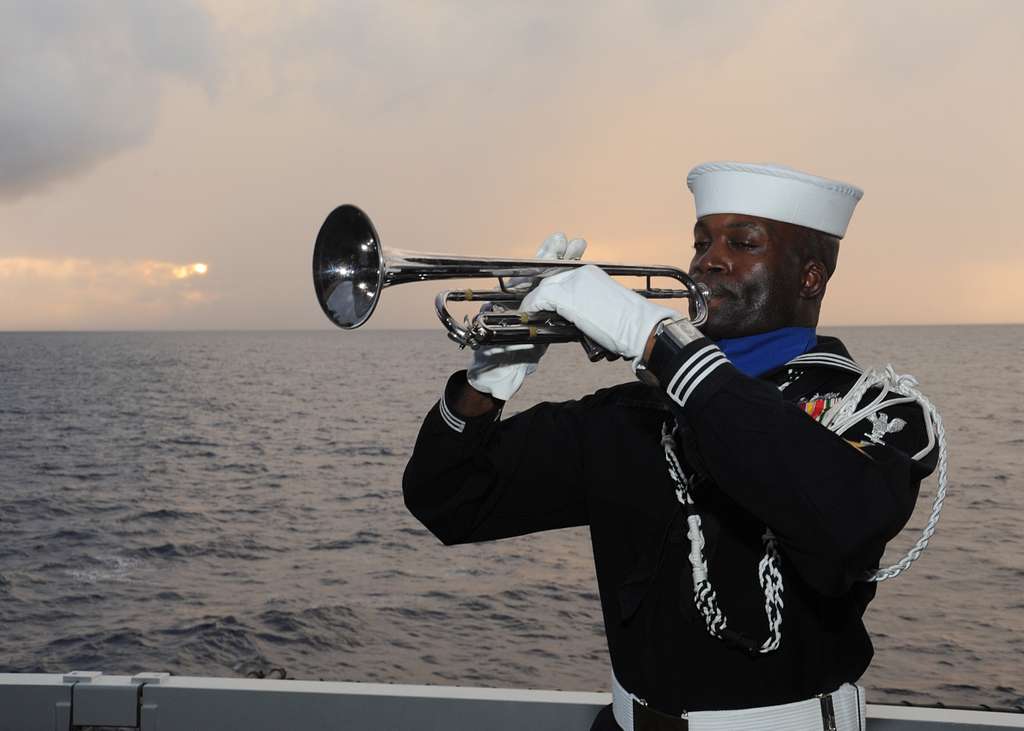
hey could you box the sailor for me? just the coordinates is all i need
[403,162,938,731]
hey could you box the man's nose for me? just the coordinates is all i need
[692,240,729,276]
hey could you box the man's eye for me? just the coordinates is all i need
[694,240,710,250]
[730,240,759,249]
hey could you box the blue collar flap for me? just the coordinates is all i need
[715,327,817,377]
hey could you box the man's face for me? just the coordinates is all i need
[688,213,803,340]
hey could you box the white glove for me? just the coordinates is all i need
[519,265,677,360]
[467,233,587,401]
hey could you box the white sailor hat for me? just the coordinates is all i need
[686,162,864,238]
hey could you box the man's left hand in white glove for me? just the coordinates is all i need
[519,265,678,361]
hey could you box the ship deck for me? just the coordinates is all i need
[2,672,1023,730]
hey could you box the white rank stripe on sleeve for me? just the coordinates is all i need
[438,389,466,433]
[785,352,863,374]
[666,344,730,408]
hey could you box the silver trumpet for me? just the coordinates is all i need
[312,204,710,360]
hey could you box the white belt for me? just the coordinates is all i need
[612,671,866,731]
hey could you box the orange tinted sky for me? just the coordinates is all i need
[1,1,1021,330]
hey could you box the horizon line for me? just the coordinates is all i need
[1,321,1022,335]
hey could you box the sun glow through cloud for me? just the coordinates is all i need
[170,261,209,279]
[0,257,215,329]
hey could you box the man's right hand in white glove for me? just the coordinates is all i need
[519,265,677,360]
[464,233,587,404]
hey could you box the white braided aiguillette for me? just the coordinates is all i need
[821,365,948,582]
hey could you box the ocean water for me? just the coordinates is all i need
[0,327,1021,712]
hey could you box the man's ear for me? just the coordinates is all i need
[800,259,828,300]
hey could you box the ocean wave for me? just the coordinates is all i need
[131,508,195,521]
[309,531,381,551]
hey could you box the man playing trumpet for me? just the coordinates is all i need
[403,162,938,731]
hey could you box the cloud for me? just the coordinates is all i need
[214,1,754,116]
[0,257,212,329]
[0,0,218,200]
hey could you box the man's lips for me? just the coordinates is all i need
[699,283,737,300]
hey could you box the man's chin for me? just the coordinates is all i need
[698,308,750,341]
[699,322,732,341]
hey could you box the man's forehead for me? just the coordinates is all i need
[694,213,774,233]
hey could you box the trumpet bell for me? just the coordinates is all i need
[313,204,385,329]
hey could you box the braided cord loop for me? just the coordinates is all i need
[819,365,948,582]
[662,422,783,653]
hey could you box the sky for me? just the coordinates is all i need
[1,0,1022,331]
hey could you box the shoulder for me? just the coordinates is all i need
[840,368,938,468]
[773,337,938,468]
[810,377,938,473]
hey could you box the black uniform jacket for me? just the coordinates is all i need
[403,335,938,714]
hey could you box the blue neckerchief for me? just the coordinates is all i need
[714,327,817,377]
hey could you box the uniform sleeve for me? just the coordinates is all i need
[647,336,938,597]
[402,370,591,546]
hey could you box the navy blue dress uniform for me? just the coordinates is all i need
[403,333,938,726]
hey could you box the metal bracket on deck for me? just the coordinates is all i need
[73,672,172,729]
[0,670,171,731]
